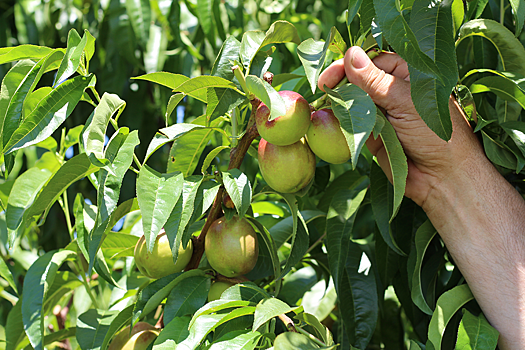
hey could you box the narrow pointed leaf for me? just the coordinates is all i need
[76,308,120,350]
[137,165,184,252]
[245,75,286,121]
[4,74,93,154]
[144,124,204,162]
[212,36,241,81]
[22,249,76,350]
[455,309,499,349]
[470,76,525,109]
[164,275,210,324]
[174,76,238,101]
[53,29,87,87]
[253,298,293,331]
[0,45,64,65]
[427,284,474,349]
[223,169,252,217]
[152,316,191,349]
[167,128,215,177]
[205,87,245,124]
[325,84,376,169]
[133,72,189,90]
[279,194,309,278]
[100,305,134,350]
[0,256,18,295]
[125,0,151,47]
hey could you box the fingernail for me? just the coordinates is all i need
[351,48,369,69]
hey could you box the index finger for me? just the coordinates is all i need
[317,58,345,92]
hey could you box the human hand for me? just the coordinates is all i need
[318,46,485,208]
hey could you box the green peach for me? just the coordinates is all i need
[205,216,258,278]
[255,90,311,146]
[258,137,316,193]
[121,329,159,350]
[108,322,157,350]
[134,230,193,279]
[208,281,235,301]
[306,108,351,164]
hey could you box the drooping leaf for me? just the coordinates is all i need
[125,0,151,48]
[458,19,525,77]
[133,72,189,90]
[274,332,330,350]
[221,282,271,304]
[173,76,239,102]
[211,36,241,81]
[22,250,76,350]
[3,74,93,154]
[470,75,525,109]
[427,284,474,350]
[223,169,252,218]
[0,45,64,65]
[201,146,230,174]
[99,305,134,350]
[82,93,126,161]
[144,124,205,162]
[152,316,191,349]
[6,167,51,246]
[167,128,215,177]
[26,153,98,224]
[208,330,262,350]
[53,29,88,87]
[205,87,245,124]
[325,83,376,169]
[455,309,499,350]
[76,308,120,350]
[408,0,458,141]
[164,275,210,324]
[137,165,184,253]
[252,298,294,331]
[245,75,286,121]
[6,301,25,350]
[0,257,17,295]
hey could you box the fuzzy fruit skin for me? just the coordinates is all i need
[205,216,258,278]
[255,90,311,146]
[306,108,351,164]
[121,329,159,350]
[108,322,156,350]
[208,281,235,301]
[258,138,316,193]
[134,230,193,279]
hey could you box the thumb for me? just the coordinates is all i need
[343,46,411,113]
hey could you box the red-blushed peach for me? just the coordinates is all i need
[255,91,311,146]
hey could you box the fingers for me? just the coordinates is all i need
[318,58,345,91]
[372,51,410,81]
[343,46,412,114]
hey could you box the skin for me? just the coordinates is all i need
[258,138,316,193]
[255,90,311,146]
[306,108,351,164]
[205,216,259,278]
[318,46,525,349]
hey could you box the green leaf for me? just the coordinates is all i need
[22,249,76,350]
[82,93,126,161]
[458,19,525,77]
[470,75,525,109]
[3,51,63,150]
[221,282,271,304]
[197,0,215,42]
[167,128,214,177]
[427,284,474,350]
[63,125,84,152]
[164,176,204,262]
[212,36,241,81]
[190,300,252,324]
[455,310,499,350]
[481,130,519,171]
[125,0,151,48]
[6,167,51,246]
[501,121,525,160]
[0,60,35,150]
[206,87,245,124]
[373,0,443,79]
[370,162,406,256]
[144,123,204,162]
[325,83,377,169]
[223,169,252,217]
[74,193,89,260]
[378,112,408,221]
[101,232,139,259]
[53,29,88,87]
[509,0,525,36]
[325,188,367,292]
[294,312,334,346]
[164,275,210,324]
[409,220,438,315]
[240,21,300,70]
[133,72,189,90]
[137,165,184,253]
[0,45,64,65]
[274,332,322,350]
[6,301,25,350]
[3,74,93,154]
[245,75,285,121]
[174,76,238,102]
[298,27,347,94]
[76,308,120,350]
[153,316,191,349]
[252,298,293,331]
[408,0,458,141]
[165,93,184,124]
[201,146,230,174]
[27,153,98,223]
[100,305,134,350]
[209,330,262,350]
[97,129,140,224]
[0,256,17,295]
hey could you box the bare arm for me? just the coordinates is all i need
[319,46,525,348]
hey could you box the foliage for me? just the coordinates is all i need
[1,0,524,348]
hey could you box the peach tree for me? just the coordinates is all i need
[0,0,524,349]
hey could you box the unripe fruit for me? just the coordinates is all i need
[108,322,157,350]
[121,329,159,350]
[255,90,311,146]
[134,230,193,279]
[258,138,316,193]
[306,108,351,164]
[205,216,258,278]
[208,281,235,301]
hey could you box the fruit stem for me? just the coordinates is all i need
[185,98,262,271]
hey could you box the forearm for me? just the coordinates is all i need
[423,154,525,349]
